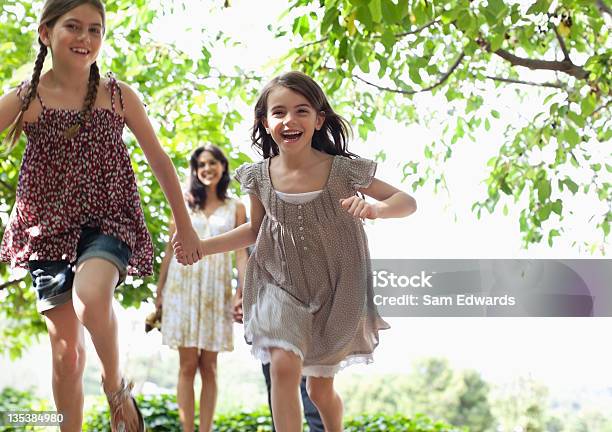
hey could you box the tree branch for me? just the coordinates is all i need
[552,25,570,60]
[394,19,442,38]
[298,37,329,50]
[492,47,589,80]
[485,75,566,89]
[296,19,441,50]
[0,277,25,291]
[593,99,612,115]
[353,51,465,95]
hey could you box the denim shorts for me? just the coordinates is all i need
[28,227,132,314]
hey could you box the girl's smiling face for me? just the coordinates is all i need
[263,86,325,154]
[196,150,225,189]
[40,3,104,70]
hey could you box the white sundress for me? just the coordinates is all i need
[161,199,237,351]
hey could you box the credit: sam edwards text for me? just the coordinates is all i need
[373,294,517,306]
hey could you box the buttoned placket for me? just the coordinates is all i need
[297,204,307,250]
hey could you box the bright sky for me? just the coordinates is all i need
[1,0,610,408]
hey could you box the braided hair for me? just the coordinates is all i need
[4,0,105,148]
[64,61,100,139]
[4,39,48,147]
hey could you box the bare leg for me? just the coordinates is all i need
[198,350,218,432]
[72,258,139,431]
[177,347,199,432]
[269,348,303,432]
[306,376,343,432]
[44,302,86,432]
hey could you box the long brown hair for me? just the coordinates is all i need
[251,71,358,159]
[186,145,230,211]
[4,0,105,148]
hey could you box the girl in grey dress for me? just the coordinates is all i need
[174,71,417,432]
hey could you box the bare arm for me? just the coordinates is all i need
[0,89,22,135]
[341,178,417,219]
[119,82,201,264]
[234,201,248,291]
[155,220,176,309]
[196,194,265,255]
[232,201,248,323]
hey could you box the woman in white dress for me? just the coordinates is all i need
[156,145,247,432]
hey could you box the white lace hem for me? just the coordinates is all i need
[302,354,374,377]
[250,335,375,377]
[250,336,305,364]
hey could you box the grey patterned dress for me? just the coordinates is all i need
[235,155,390,377]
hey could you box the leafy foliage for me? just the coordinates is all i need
[81,392,463,432]
[277,0,611,251]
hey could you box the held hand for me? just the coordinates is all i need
[232,293,243,324]
[171,228,203,265]
[339,196,379,220]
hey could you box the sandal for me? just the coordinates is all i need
[103,377,145,432]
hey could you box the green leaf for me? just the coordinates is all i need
[500,178,512,195]
[457,10,473,32]
[563,127,581,146]
[381,28,395,52]
[321,8,339,34]
[566,110,585,128]
[488,0,507,17]
[564,178,579,194]
[489,32,505,52]
[409,65,422,85]
[543,93,556,104]
[539,204,552,221]
[527,0,551,15]
[381,0,399,24]
[548,229,560,246]
[581,93,597,116]
[354,43,370,73]
[355,4,373,27]
[491,110,500,119]
[552,199,563,216]
[537,179,551,203]
[368,0,382,23]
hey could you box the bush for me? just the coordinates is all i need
[83,392,462,431]
[345,413,466,432]
[0,388,461,431]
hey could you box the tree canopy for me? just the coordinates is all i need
[280,0,610,251]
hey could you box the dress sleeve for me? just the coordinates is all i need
[234,162,259,195]
[346,157,377,190]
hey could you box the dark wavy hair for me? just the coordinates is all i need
[251,71,359,159]
[186,145,230,211]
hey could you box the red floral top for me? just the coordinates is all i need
[0,74,153,276]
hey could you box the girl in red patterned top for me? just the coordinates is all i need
[0,1,202,431]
